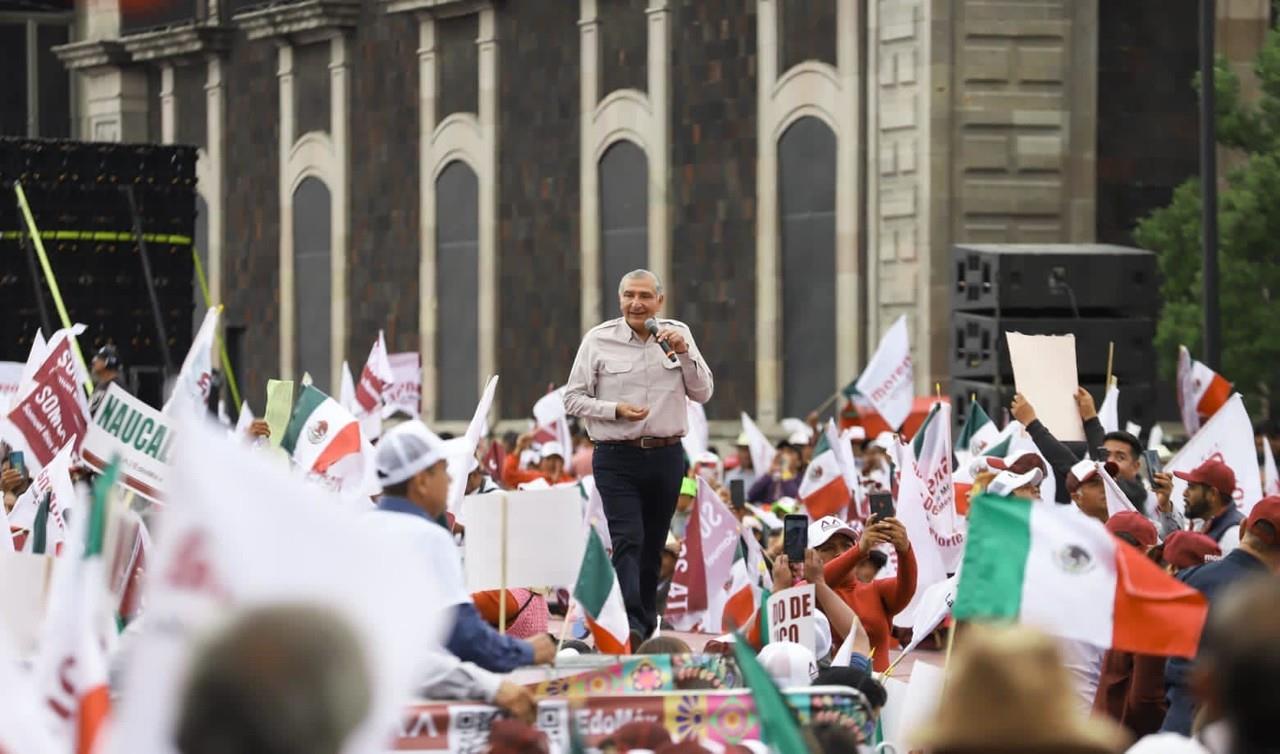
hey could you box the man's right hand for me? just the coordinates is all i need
[1011,393,1036,425]
[1,468,27,496]
[492,681,537,723]
[1074,387,1098,421]
[529,634,557,665]
[1153,471,1174,513]
[616,403,650,422]
[248,420,271,439]
[857,524,888,554]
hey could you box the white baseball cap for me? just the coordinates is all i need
[539,441,565,459]
[808,516,860,549]
[987,468,1044,497]
[814,610,832,660]
[757,641,818,688]
[375,420,448,487]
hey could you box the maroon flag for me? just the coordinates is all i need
[2,331,90,471]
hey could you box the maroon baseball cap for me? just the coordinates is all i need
[1162,530,1222,570]
[1173,459,1236,498]
[1106,511,1158,548]
[1245,495,1280,540]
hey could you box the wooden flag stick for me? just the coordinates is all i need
[935,382,942,399]
[943,619,958,668]
[556,602,575,653]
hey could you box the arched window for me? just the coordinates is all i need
[436,160,480,420]
[293,176,331,390]
[779,116,837,418]
[599,139,648,318]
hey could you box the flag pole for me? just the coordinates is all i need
[498,494,509,635]
[811,387,844,418]
[556,602,574,653]
[13,181,93,394]
[943,619,958,668]
[192,249,243,409]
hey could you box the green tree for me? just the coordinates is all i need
[1134,28,1280,417]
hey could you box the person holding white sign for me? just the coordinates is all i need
[564,270,714,643]
[370,420,552,717]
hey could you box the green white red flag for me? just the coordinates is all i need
[798,421,852,519]
[954,493,1208,657]
[573,528,631,654]
[1177,346,1231,436]
[280,385,365,490]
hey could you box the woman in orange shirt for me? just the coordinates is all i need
[501,437,576,488]
[818,517,917,672]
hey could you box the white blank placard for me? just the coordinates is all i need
[1007,332,1085,442]
[462,487,586,592]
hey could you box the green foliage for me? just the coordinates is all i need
[1134,29,1280,414]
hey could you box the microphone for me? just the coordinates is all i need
[645,318,678,362]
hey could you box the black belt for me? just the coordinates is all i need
[595,436,682,449]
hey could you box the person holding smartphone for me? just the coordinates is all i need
[747,442,803,504]
[1,446,31,514]
[819,515,916,672]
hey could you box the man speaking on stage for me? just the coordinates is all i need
[564,269,714,645]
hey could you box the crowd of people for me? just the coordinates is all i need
[3,269,1279,754]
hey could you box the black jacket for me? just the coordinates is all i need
[1025,417,1107,504]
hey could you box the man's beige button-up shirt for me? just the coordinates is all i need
[563,317,714,442]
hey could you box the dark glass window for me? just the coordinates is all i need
[599,139,648,319]
[293,177,332,390]
[779,116,837,417]
[435,160,480,420]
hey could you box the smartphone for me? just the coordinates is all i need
[7,451,24,478]
[783,514,808,563]
[869,491,895,522]
[1142,449,1162,488]
[730,479,746,510]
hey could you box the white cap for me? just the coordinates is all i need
[987,468,1044,497]
[814,610,832,660]
[787,430,812,446]
[539,441,565,459]
[808,516,859,549]
[375,420,448,487]
[1068,458,1099,485]
[757,641,818,688]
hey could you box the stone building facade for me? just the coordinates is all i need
[21,0,1270,430]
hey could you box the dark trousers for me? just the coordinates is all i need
[592,442,684,638]
[1160,684,1195,736]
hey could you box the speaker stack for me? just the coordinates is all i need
[0,138,198,407]
[949,244,1159,434]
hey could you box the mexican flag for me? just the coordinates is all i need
[280,386,363,476]
[573,528,631,654]
[32,460,116,754]
[956,399,1000,459]
[1177,346,1231,436]
[953,493,1209,658]
[799,421,853,519]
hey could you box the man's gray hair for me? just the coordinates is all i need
[175,603,372,754]
[618,269,664,295]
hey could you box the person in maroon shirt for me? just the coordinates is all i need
[819,517,916,672]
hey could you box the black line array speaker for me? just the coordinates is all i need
[950,244,1159,433]
[0,138,198,407]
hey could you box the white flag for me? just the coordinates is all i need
[356,332,395,439]
[340,360,357,414]
[1263,436,1280,497]
[446,375,499,512]
[533,387,573,461]
[1148,424,1165,451]
[14,328,48,403]
[740,412,776,478]
[855,315,914,430]
[1098,383,1120,433]
[0,620,57,754]
[1166,394,1263,515]
[681,399,709,460]
[899,573,958,658]
[233,400,253,438]
[107,416,451,754]
[164,307,220,417]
